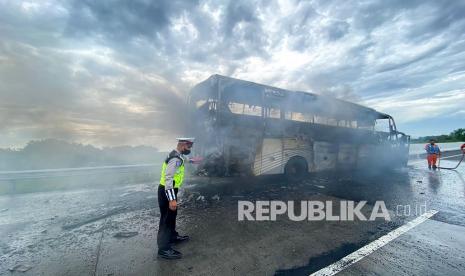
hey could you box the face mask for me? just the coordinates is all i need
[182,149,191,155]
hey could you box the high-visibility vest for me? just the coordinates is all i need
[159,151,185,188]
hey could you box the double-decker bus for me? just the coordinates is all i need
[187,74,410,178]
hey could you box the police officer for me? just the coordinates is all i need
[157,138,195,259]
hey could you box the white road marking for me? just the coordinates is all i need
[310,209,438,276]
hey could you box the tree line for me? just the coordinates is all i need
[0,139,165,171]
[411,128,465,143]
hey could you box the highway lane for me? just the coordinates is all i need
[0,155,464,275]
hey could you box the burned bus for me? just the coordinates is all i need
[188,74,410,178]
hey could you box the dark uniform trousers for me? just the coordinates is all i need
[157,185,179,250]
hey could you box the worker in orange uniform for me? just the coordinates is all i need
[424,139,440,170]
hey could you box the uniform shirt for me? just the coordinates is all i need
[424,144,440,154]
[164,149,186,200]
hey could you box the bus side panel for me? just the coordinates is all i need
[253,138,283,175]
[313,141,338,171]
[253,138,313,175]
[357,144,376,168]
[282,138,313,173]
[338,143,357,168]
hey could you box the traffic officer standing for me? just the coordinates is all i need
[157,138,195,259]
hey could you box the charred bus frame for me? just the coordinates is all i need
[188,74,410,178]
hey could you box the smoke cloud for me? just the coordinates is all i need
[1,0,465,148]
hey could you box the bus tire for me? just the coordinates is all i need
[284,156,308,181]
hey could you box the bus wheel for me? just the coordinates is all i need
[284,156,308,181]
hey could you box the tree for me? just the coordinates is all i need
[451,128,465,141]
[0,139,161,170]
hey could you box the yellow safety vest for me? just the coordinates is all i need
[159,152,185,188]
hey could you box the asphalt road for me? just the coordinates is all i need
[1,153,464,275]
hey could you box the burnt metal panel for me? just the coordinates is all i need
[191,74,387,121]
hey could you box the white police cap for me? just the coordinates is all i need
[176,137,195,143]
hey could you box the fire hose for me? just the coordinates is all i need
[438,143,465,170]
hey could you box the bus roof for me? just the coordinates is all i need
[190,74,391,121]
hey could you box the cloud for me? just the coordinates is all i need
[1,0,465,149]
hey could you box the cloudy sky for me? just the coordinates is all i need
[1,0,464,150]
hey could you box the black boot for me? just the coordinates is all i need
[171,234,189,244]
[158,248,182,259]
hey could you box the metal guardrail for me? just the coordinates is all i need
[2,147,461,181]
[408,149,462,159]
